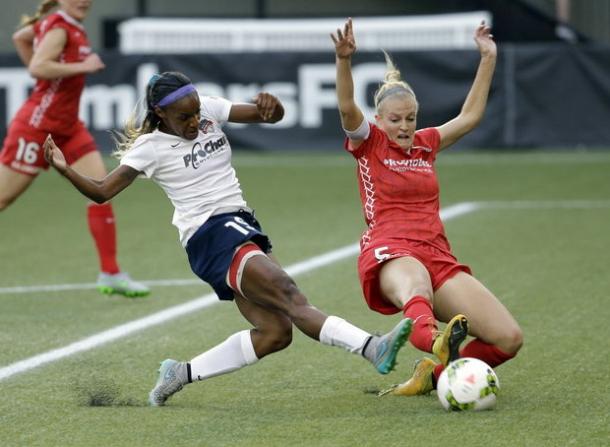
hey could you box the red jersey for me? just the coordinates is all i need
[13,11,90,135]
[346,123,451,252]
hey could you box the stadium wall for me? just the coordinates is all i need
[0,44,608,151]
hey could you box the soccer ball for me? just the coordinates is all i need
[437,357,499,411]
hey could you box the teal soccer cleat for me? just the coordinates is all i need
[364,318,413,374]
[148,359,189,406]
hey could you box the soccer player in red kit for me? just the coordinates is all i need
[0,0,148,297]
[331,18,523,395]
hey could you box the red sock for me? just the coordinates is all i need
[433,363,445,386]
[431,339,516,387]
[460,339,516,368]
[402,296,437,353]
[87,203,120,274]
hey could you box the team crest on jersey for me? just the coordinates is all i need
[199,119,214,134]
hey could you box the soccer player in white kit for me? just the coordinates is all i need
[44,71,415,406]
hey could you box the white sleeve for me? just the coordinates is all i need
[200,95,232,126]
[119,137,157,178]
[344,118,371,141]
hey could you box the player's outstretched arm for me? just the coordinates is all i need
[331,18,366,144]
[437,21,497,150]
[43,135,138,204]
[228,93,284,123]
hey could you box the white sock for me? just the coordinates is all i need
[318,316,371,354]
[190,330,258,382]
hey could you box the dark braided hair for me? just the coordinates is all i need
[114,72,192,157]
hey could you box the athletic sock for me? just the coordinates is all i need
[318,316,371,354]
[460,338,516,367]
[87,203,120,274]
[431,340,516,387]
[402,296,437,353]
[190,330,258,382]
[432,363,445,388]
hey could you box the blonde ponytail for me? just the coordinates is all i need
[19,0,58,28]
[112,99,160,159]
[374,50,417,111]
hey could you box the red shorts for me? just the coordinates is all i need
[0,120,97,176]
[358,238,471,315]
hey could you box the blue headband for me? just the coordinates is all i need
[155,84,197,108]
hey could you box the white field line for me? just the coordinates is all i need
[2,199,610,381]
[479,200,610,209]
[2,199,609,297]
[0,202,475,382]
[2,199,609,296]
[0,278,202,294]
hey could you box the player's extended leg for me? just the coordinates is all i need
[383,272,521,398]
[148,291,293,406]
[70,151,149,297]
[394,273,522,395]
[240,253,412,374]
[433,271,523,362]
[0,164,36,211]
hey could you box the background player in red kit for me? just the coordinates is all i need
[331,18,523,395]
[0,0,148,297]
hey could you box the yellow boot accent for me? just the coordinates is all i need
[378,357,437,397]
[432,314,468,366]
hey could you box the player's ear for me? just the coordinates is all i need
[153,105,166,120]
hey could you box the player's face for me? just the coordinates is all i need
[156,94,201,140]
[375,95,418,150]
[58,0,92,21]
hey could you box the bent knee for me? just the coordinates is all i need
[271,327,293,352]
[260,323,293,354]
[497,325,524,355]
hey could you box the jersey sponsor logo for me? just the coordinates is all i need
[182,136,227,169]
[383,157,432,173]
[199,119,214,134]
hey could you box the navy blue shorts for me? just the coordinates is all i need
[186,210,272,300]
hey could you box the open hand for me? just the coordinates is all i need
[331,18,356,59]
[474,21,496,58]
[43,134,67,173]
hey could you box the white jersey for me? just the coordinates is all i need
[120,95,249,246]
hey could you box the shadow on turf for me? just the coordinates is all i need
[74,377,146,407]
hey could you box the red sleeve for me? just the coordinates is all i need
[343,123,386,159]
[414,127,441,160]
